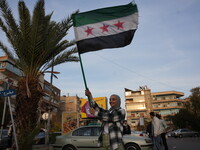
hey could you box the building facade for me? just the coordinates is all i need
[0,55,60,124]
[125,86,187,130]
[125,86,153,130]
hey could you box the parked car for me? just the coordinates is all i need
[52,125,153,150]
[34,130,46,145]
[0,129,9,149]
[131,130,147,137]
[166,130,175,137]
[33,130,62,145]
[172,129,199,138]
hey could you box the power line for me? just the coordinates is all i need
[94,53,188,93]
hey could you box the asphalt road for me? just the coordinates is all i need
[32,137,200,150]
[166,137,200,150]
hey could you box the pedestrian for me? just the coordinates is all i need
[146,121,153,140]
[123,120,131,135]
[85,89,126,150]
[156,114,168,150]
[149,112,164,150]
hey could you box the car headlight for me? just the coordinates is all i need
[145,138,152,143]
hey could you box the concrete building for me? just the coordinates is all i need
[125,86,153,130]
[60,95,81,112]
[125,86,187,130]
[0,55,60,124]
[151,91,185,117]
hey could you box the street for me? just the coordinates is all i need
[31,137,200,150]
[32,137,200,150]
[166,137,200,150]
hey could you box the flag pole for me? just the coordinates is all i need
[78,53,92,106]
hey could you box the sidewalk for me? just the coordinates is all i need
[32,145,53,150]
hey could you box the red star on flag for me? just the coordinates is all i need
[113,20,124,30]
[100,24,109,32]
[85,26,94,36]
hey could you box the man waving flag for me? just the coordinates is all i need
[72,2,139,54]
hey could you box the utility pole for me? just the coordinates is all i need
[45,64,54,147]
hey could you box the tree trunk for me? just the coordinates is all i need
[15,76,43,150]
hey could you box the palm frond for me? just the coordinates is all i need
[43,47,79,71]
[0,0,20,49]
[0,40,15,60]
[17,1,31,59]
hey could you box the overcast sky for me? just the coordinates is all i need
[1,0,200,108]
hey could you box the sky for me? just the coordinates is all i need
[1,0,200,109]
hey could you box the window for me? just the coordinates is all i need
[125,91,132,96]
[72,128,91,136]
[127,103,146,110]
[72,127,101,136]
[93,127,101,136]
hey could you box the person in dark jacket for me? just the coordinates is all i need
[123,120,131,135]
[146,121,153,140]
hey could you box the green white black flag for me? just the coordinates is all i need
[72,2,139,54]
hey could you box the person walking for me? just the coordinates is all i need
[150,112,164,150]
[123,120,131,135]
[85,89,126,150]
[156,114,168,150]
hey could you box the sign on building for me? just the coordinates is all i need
[62,112,78,135]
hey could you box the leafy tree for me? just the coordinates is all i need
[0,0,79,149]
[189,87,200,116]
[171,87,200,131]
[171,109,194,129]
[188,87,200,131]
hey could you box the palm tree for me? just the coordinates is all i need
[0,0,79,149]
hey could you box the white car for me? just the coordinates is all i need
[131,131,147,137]
[52,125,153,150]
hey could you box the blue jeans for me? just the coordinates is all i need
[153,134,164,150]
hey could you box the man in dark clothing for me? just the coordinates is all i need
[146,121,153,139]
[123,120,131,135]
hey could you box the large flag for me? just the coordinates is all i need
[72,2,139,54]
[81,101,95,118]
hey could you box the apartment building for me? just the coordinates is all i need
[0,55,60,121]
[125,86,186,130]
[125,86,153,130]
[60,95,81,112]
[151,91,185,117]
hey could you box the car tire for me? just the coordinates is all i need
[179,134,183,138]
[63,145,76,150]
[194,134,198,137]
[125,143,140,150]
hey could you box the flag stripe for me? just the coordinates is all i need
[73,3,138,27]
[77,29,136,54]
[74,13,138,41]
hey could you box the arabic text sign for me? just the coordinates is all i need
[0,89,16,97]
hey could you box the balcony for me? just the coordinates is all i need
[152,99,186,103]
[153,105,184,110]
